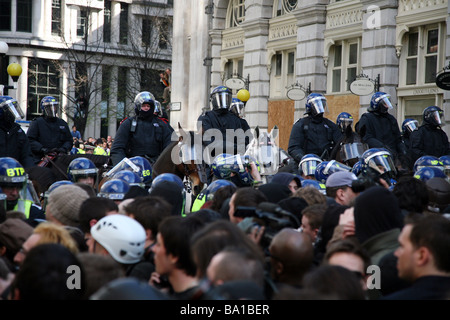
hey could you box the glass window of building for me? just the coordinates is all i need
[275,0,298,17]
[103,0,111,43]
[77,8,87,38]
[0,0,11,31]
[328,39,360,93]
[228,0,245,28]
[119,3,129,45]
[51,0,61,36]
[16,0,32,33]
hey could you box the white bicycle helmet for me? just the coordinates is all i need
[91,214,146,264]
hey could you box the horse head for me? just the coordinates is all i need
[245,125,281,176]
[175,123,207,196]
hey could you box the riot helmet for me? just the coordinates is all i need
[423,106,443,127]
[439,155,450,178]
[134,91,156,116]
[413,155,444,173]
[112,170,145,188]
[305,93,327,117]
[413,167,447,182]
[315,160,352,184]
[67,157,99,187]
[360,148,397,183]
[230,98,245,117]
[298,154,322,178]
[210,86,232,110]
[0,96,24,125]
[0,157,28,190]
[40,96,59,118]
[301,179,326,195]
[97,179,131,201]
[336,112,354,133]
[150,173,184,190]
[402,118,419,135]
[368,92,393,114]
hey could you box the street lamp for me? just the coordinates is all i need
[0,62,22,96]
[0,41,8,96]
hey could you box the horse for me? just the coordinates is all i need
[328,125,368,167]
[152,123,207,197]
[245,125,291,182]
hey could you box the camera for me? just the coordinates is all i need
[234,202,300,250]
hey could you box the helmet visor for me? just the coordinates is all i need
[340,143,367,162]
[428,110,442,126]
[212,92,232,110]
[403,120,419,133]
[43,101,59,117]
[366,152,397,176]
[230,101,244,116]
[338,118,353,131]
[1,98,24,121]
[299,158,322,176]
[308,96,327,115]
[323,160,352,175]
[154,101,163,116]
[377,95,393,112]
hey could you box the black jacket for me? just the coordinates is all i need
[409,124,450,163]
[382,276,450,300]
[110,116,173,166]
[0,123,35,168]
[358,112,406,158]
[27,116,73,162]
[288,115,342,163]
[198,109,252,155]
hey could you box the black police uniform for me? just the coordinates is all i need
[0,121,35,169]
[288,115,342,163]
[27,116,73,163]
[110,114,173,166]
[357,111,406,160]
[409,123,450,163]
[198,109,251,156]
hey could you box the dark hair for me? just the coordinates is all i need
[301,204,327,231]
[324,238,371,272]
[11,243,86,300]
[78,197,118,233]
[410,215,450,272]
[123,196,171,240]
[209,185,237,214]
[392,176,429,213]
[232,187,267,208]
[302,265,366,300]
[158,216,205,276]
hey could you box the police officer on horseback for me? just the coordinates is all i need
[357,92,407,167]
[110,91,173,167]
[27,96,73,164]
[288,93,342,164]
[197,86,252,158]
[0,96,35,168]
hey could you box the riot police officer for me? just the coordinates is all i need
[110,91,173,166]
[287,93,342,164]
[357,92,407,165]
[401,118,419,171]
[197,86,252,158]
[27,96,73,163]
[0,96,35,168]
[410,106,450,163]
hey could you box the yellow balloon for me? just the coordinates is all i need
[237,89,250,102]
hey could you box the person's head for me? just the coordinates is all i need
[230,98,245,117]
[401,118,419,136]
[323,238,371,291]
[123,195,171,246]
[40,96,59,118]
[423,105,444,127]
[148,180,183,217]
[72,125,77,131]
[301,265,366,300]
[78,197,118,234]
[97,179,130,205]
[268,228,314,285]
[269,172,301,194]
[298,154,322,178]
[336,112,354,133]
[301,204,327,243]
[0,218,33,269]
[89,214,146,266]
[210,86,232,111]
[13,222,79,267]
[206,246,265,288]
[368,91,393,114]
[354,186,404,245]
[11,243,86,300]
[134,91,156,118]
[67,157,99,188]
[305,93,327,118]
[325,171,358,206]
[0,96,24,127]
[392,176,429,214]
[360,148,397,183]
[0,157,27,203]
[190,220,265,280]
[46,184,90,227]
[152,216,205,279]
[228,187,267,224]
[293,186,327,206]
[395,215,450,283]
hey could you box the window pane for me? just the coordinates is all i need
[408,33,418,56]
[119,3,129,44]
[276,54,282,76]
[334,45,342,67]
[52,0,61,36]
[288,52,295,74]
[238,60,243,77]
[332,69,341,92]
[103,0,111,43]
[427,29,438,54]
[425,55,437,83]
[347,67,356,91]
[16,0,32,32]
[77,9,87,37]
[142,19,151,46]
[0,0,11,31]
[349,43,358,65]
[406,58,417,85]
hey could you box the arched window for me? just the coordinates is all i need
[274,0,298,17]
[228,0,245,28]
